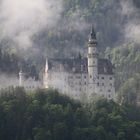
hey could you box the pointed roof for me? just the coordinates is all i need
[47,58,114,75]
[90,25,96,39]
[45,58,49,72]
[19,66,23,74]
[89,25,97,44]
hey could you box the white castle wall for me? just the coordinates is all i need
[95,74,115,99]
[44,70,116,100]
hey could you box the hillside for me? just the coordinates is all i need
[104,43,140,102]
[0,0,140,100]
[1,0,139,57]
[0,88,140,140]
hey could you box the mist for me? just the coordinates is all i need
[0,73,19,88]
[1,0,140,93]
[0,0,63,49]
[121,0,140,44]
[0,72,43,90]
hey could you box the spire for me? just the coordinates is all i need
[45,58,49,73]
[91,25,96,39]
[19,69,25,87]
[89,25,97,44]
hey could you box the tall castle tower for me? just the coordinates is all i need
[88,26,98,94]
[44,26,115,100]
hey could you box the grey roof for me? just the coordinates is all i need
[90,26,96,40]
[98,58,114,75]
[47,57,114,75]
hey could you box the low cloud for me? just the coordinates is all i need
[125,23,140,44]
[0,0,63,49]
[0,73,18,88]
[120,0,135,16]
[121,0,140,44]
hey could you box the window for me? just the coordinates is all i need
[84,76,86,79]
[76,76,81,79]
[102,83,104,86]
[90,75,92,78]
[85,82,86,85]
[108,90,111,92]
[110,83,112,86]
[110,77,112,80]
[97,83,99,86]
[102,77,104,79]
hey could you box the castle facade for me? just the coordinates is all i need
[44,27,116,100]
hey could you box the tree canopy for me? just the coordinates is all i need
[0,88,140,140]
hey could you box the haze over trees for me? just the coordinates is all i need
[0,1,140,103]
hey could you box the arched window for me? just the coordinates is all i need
[110,77,112,80]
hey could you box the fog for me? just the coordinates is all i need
[0,0,63,49]
[0,0,140,96]
[121,0,140,44]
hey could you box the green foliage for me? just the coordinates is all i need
[0,88,139,140]
[118,73,140,105]
[105,43,140,104]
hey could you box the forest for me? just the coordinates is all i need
[0,87,140,140]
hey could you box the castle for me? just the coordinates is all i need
[43,27,116,100]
